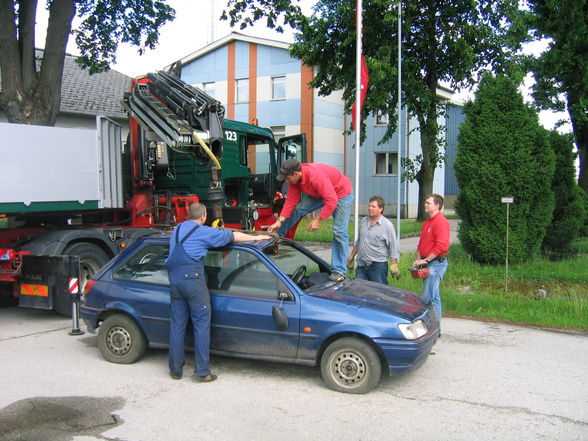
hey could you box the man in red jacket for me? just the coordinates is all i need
[413,194,450,320]
[268,159,353,281]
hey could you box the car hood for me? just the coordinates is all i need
[308,278,427,319]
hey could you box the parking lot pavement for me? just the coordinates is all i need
[1,306,587,441]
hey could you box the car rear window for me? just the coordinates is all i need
[113,243,170,285]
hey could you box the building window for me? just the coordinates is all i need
[376,110,389,125]
[271,126,286,144]
[236,78,249,103]
[203,82,215,98]
[271,76,286,100]
[375,152,398,175]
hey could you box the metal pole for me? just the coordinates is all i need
[396,0,402,241]
[69,257,84,336]
[353,0,363,246]
[505,203,509,293]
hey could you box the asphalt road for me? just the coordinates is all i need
[0,306,586,441]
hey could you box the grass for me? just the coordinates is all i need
[293,216,422,242]
[298,216,587,330]
[391,241,588,331]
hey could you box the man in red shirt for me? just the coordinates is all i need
[413,194,450,320]
[268,159,353,281]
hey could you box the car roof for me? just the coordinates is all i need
[139,229,280,250]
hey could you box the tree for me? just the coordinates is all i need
[0,0,174,126]
[542,131,586,251]
[223,0,528,220]
[455,74,555,265]
[526,0,588,194]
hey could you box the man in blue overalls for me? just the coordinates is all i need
[166,203,271,382]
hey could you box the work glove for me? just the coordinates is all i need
[347,259,355,272]
[390,262,401,280]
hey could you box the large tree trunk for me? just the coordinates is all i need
[415,123,437,221]
[414,93,440,221]
[567,68,588,193]
[0,0,75,126]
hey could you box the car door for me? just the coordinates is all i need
[205,248,300,359]
[109,241,171,346]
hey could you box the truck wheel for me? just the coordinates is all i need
[97,314,147,364]
[53,243,110,316]
[320,337,381,394]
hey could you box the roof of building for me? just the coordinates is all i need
[168,31,291,69]
[60,52,131,119]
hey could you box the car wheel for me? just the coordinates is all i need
[320,337,381,394]
[97,314,147,364]
[54,242,110,316]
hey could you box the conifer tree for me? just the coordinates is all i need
[455,74,555,264]
[542,131,586,251]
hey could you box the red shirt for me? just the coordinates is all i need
[280,163,352,220]
[417,212,450,258]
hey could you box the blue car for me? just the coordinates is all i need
[81,233,439,394]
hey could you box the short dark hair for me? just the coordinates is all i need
[369,195,385,210]
[188,203,207,220]
[428,194,444,210]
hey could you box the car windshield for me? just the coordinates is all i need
[262,240,334,291]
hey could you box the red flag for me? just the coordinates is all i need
[351,54,369,131]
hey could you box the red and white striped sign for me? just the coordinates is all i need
[68,278,79,294]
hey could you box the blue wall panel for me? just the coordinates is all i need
[257,100,301,126]
[234,103,249,122]
[345,110,407,207]
[182,47,228,84]
[313,152,344,172]
[257,45,300,76]
[234,41,250,79]
[314,100,345,130]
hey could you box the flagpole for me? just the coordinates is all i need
[396,0,402,242]
[353,0,362,247]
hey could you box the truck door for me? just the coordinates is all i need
[277,134,307,170]
[276,134,307,198]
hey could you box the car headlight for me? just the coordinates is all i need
[252,210,259,220]
[398,320,428,340]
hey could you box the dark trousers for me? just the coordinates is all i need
[356,261,388,285]
[168,277,211,377]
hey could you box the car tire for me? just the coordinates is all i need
[320,337,381,394]
[97,314,148,364]
[54,242,110,316]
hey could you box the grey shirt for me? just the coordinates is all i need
[355,215,399,267]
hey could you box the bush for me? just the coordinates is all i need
[455,74,555,264]
[542,131,586,250]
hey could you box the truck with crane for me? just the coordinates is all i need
[0,71,306,315]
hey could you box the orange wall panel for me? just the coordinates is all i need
[300,63,314,162]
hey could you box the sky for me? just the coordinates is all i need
[34,0,570,132]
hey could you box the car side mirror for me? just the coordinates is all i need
[278,291,293,301]
[272,306,289,331]
[277,281,294,302]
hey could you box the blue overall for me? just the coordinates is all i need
[166,224,212,377]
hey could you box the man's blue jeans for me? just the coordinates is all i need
[279,192,353,275]
[356,261,388,285]
[422,259,448,320]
